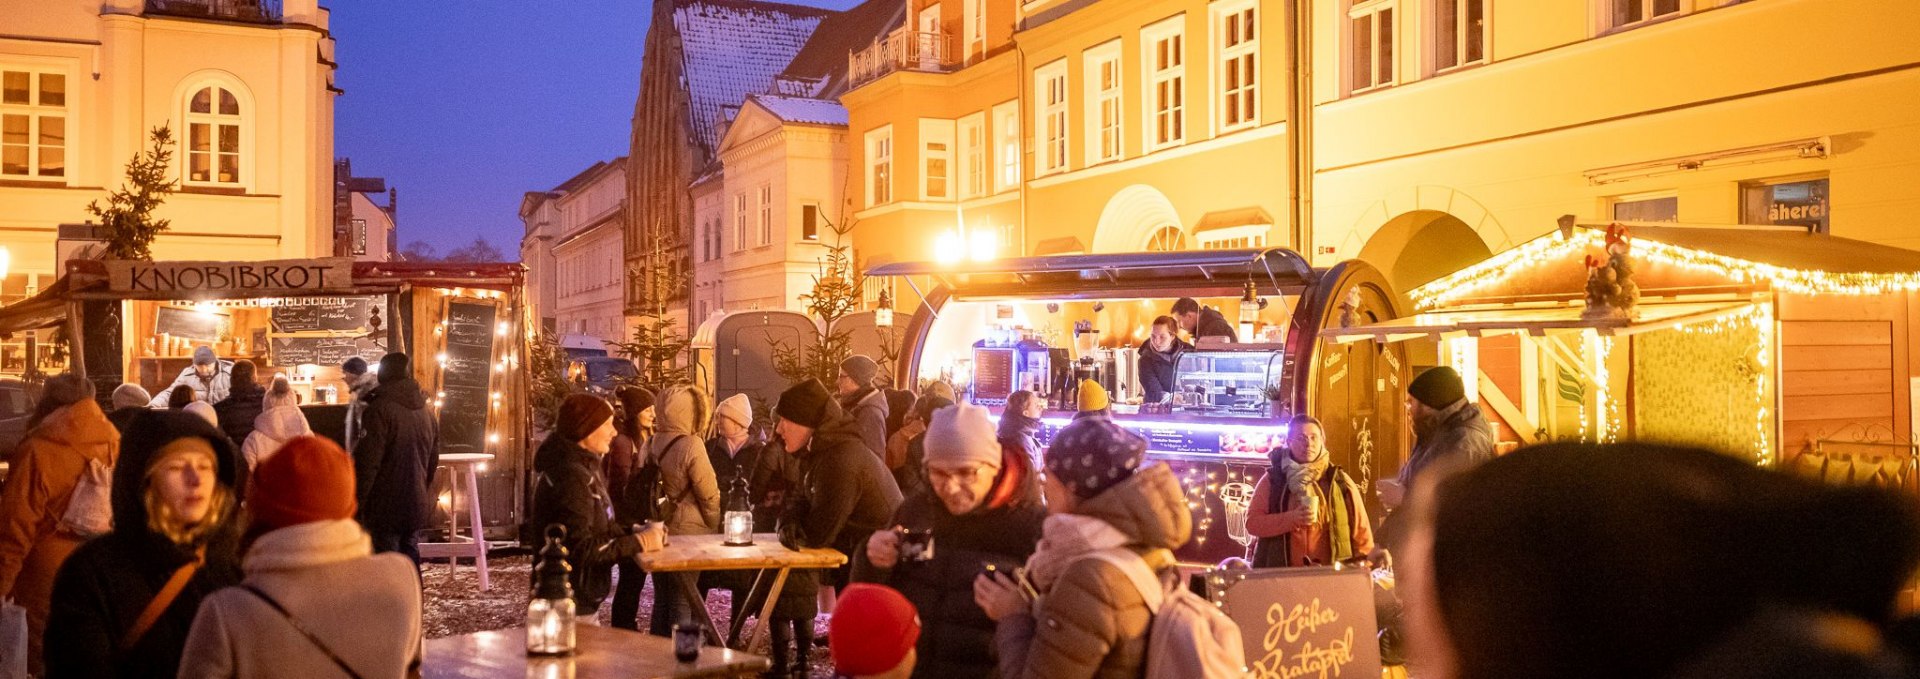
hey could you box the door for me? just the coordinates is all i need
[917,9,942,69]
[1281,260,1408,520]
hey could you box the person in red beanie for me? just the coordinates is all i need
[831,583,921,679]
[177,435,425,677]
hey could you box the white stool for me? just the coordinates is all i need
[419,452,494,591]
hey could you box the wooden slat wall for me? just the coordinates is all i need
[1780,320,1895,449]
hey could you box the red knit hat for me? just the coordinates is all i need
[248,435,357,532]
[830,583,921,676]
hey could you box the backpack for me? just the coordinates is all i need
[1081,548,1249,679]
[58,458,114,538]
[623,434,687,524]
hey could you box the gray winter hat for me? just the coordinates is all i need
[192,345,217,366]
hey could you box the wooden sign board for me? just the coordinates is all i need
[1206,566,1382,679]
[107,258,354,297]
[154,306,227,342]
[269,336,385,368]
[439,300,497,455]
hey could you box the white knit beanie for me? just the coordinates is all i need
[716,393,752,428]
[924,403,1002,470]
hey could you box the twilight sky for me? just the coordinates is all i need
[329,0,856,259]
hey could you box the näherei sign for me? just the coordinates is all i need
[106,257,355,297]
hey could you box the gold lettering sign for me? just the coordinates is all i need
[107,258,355,296]
[1217,568,1382,679]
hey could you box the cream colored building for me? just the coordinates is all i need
[521,158,627,349]
[0,0,338,287]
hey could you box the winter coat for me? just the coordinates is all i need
[213,381,266,452]
[177,519,422,678]
[45,409,244,679]
[649,431,721,536]
[241,405,313,473]
[885,418,927,492]
[996,412,1042,464]
[148,362,233,407]
[778,401,904,593]
[350,377,440,534]
[1136,337,1192,403]
[1398,398,1495,487]
[342,373,378,452]
[993,463,1192,679]
[1194,306,1238,343]
[1249,463,1374,568]
[841,387,891,463]
[106,406,146,434]
[530,435,640,613]
[0,399,118,677]
[853,456,1045,679]
[604,431,645,516]
[705,435,792,532]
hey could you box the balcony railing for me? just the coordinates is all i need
[849,30,952,90]
[146,0,283,24]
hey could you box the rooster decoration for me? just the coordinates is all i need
[1582,223,1639,320]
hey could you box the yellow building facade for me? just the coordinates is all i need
[0,0,338,288]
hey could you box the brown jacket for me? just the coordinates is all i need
[995,463,1193,679]
[0,399,119,675]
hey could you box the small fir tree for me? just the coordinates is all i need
[608,224,692,389]
[773,218,864,385]
[87,125,178,261]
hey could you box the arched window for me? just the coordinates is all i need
[184,85,243,185]
[1144,225,1187,252]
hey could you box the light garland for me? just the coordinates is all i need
[1674,304,1775,466]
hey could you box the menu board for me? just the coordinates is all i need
[439,301,497,454]
[154,306,226,342]
[269,336,385,367]
[1208,567,1382,679]
[270,296,382,333]
[973,347,1014,402]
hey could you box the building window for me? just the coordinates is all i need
[734,193,748,251]
[1084,42,1123,165]
[801,203,820,241]
[184,84,244,185]
[1609,0,1682,30]
[1143,17,1186,152]
[758,184,773,245]
[993,101,1020,192]
[1611,194,1678,222]
[963,0,986,63]
[1347,0,1396,94]
[1033,62,1068,177]
[1742,177,1829,234]
[958,112,986,199]
[1432,0,1485,72]
[1,68,66,179]
[921,118,955,200]
[1145,226,1188,252]
[866,125,893,207]
[1214,2,1258,133]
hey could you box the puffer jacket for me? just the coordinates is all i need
[351,377,440,533]
[213,381,266,451]
[994,463,1192,679]
[778,401,903,592]
[841,387,890,462]
[177,519,422,678]
[0,400,118,677]
[530,435,640,613]
[45,409,244,679]
[648,386,720,536]
[241,405,313,473]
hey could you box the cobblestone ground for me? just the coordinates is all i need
[421,555,833,677]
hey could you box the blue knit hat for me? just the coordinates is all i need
[1044,418,1148,499]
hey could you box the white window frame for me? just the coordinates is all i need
[958,112,987,199]
[865,125,894,207]
[758,184,773,246]
[1430,0,1487,74]
[1609,191,1679,223]
[1604,0,1684,32]
[993,101,1020,193]
[1141,16,1187,153]
[1346,0,1397,95]
[1033,60,1069,177]
[963,0,986,63]
[1212,0,1259,134]
[920,118,955,201]
[1083,41,1123,166]
[0,65,72,182]
[176,75,254,189]
[733,192,748,251]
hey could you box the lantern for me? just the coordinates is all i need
[723,476,754,546]
[1238,280,1260,341]
[527,524,576,656]
[875,288,894,328]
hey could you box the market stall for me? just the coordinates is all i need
[869,249,1407,563]
[1325,218,1920,484]
[0,257,533,539]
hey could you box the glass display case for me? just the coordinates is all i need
[1173,348,1286,420]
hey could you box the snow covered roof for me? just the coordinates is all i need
[778,0,905,98]
[748,94,849,126]
[674,0,831,160]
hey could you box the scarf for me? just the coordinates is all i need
[1275,446,1355,563]
[1024,513,1130,593]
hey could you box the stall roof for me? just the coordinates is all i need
[865,248,1316,301]
[1320,300,1754,344]
[1627,225,1920,275]
[0,276,72,336]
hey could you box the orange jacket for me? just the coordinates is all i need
[0,398,119,674]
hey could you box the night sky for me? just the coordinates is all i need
[329,0,856,259]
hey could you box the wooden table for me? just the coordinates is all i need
[424,625,770,678]
[638,533,846,650]
[418,452,494,591]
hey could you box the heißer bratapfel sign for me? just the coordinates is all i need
[1209,566,1382,679]
[107,258,355,296]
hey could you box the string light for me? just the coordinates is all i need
[1674,303,1775,466]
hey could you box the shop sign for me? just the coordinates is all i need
[107,258,355,296]
[1206,567,1382,679]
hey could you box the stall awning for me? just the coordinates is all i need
[0,276,73,337]
[865,248,1316,301]
[1320,301,1755,344]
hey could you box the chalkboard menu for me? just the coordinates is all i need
[155,306,227,342]
[269,336,386,367]
[1207,567,1382,679]
[439,301,498,455]
[270,296,381,333]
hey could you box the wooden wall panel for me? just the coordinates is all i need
[1780,319,1896,452]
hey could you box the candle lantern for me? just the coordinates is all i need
[527,524,576,656]
[875,288,895,328]
[1238,280,1260,341]
[723,476,754,546]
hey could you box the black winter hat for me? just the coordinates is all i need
[377,352,411,384]
[1409,366,1467,409]
[342,356,369,376]
[776,379,835,429]
[114,409,240,537]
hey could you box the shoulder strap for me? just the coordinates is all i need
[240,584,366,679]
[119,558,200,651]
[1078,548,1166,613]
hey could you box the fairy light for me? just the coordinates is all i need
[1674,303,1775,466]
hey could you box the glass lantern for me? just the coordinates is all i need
[1238,280,1260,341]
[723,476,754,546]
[527,524,576,656]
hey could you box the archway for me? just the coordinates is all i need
[1357,210,1494,292]
[1092,184,1184,253]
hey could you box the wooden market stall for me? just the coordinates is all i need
[1323,218,1920,491]
[0,257,535,540]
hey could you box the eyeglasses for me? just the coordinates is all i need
[927,466,989,485]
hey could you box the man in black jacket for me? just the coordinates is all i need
[351,352,441,564]
[1173,296,1238,343]
[212,359,266,451]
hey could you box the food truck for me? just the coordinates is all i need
[868,249,1408,562]
[0,257,532,538]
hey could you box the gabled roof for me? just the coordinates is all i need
[776,0,905,98]
[674,0,831,158]
[746,94,849,126]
